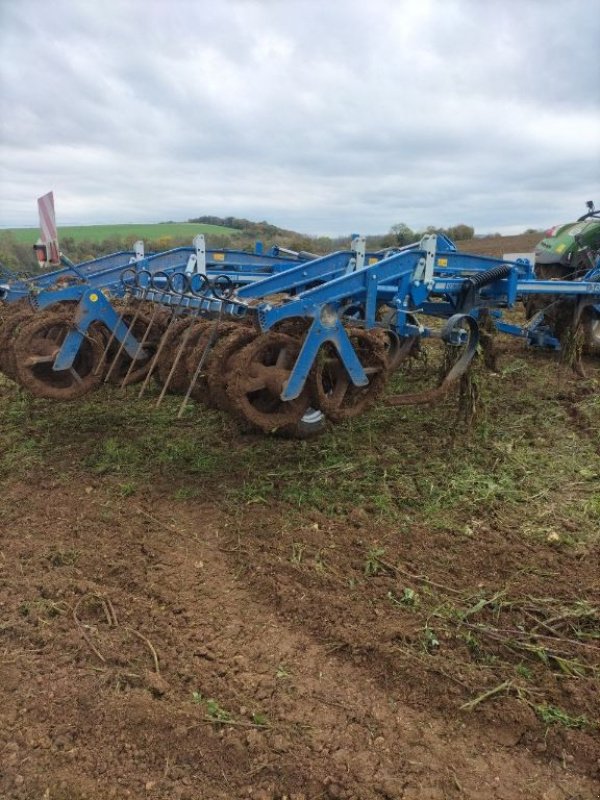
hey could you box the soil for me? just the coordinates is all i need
[1,233,599,800]
[1,476,598,800]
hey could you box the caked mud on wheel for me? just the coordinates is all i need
[309,328,389,422]
[205,326,257,412]
[14,312,105,400]
[226,332,311,432]
[0,308,35,380]
[184,321,242,405]
[382,329,420,371]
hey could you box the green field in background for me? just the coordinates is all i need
[1,221,240,244]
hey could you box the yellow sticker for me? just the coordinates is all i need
[89,293,99,302]
[213,252,225,261]
[368,257,378,265]
[437,258,448,267]
[556,243,566,253]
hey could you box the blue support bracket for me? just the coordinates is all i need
[282,316,369,401]
[52,289,145,371]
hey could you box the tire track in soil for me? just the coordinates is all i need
[0,483,598,800]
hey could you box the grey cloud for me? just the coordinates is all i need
[0,0,599,234]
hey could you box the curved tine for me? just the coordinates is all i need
[168,271,190,296]
[211,275,234,301]
[189,272,210,298]
[176,311,223,419]
[118,302,161,389]
[136,280,186,399]
[94,267,146,376]
[274,344,293,370]
[120,266,138,290]
[155,317,196,406]
[118,270,175,388]
[103,270,152,383]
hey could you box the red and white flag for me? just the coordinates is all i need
[37,191,60,264]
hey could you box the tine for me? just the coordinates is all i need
[118,303,161,389]
[94,290,134,376]
[137,294,183,398]
[104,298,145,383]
[155,318,196,406]
[177,312,222,419]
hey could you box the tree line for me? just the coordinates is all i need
[0,218,483,274]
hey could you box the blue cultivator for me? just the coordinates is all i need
[2,230,598,437]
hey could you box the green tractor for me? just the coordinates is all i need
[535,201,600,276]
[532,201,600,354]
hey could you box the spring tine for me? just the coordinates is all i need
[117,302,160,389]
[154,316,197,406]
[103,293,147,384]
[94,287,134,376]
[137,291,187,399]
[177,311,222,419]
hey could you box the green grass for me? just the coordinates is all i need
[1,351,598,731]
[1,348,599,544]
[1,221,240,245]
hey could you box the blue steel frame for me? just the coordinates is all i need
[11,236,600,400]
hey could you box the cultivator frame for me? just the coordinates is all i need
[1,228,599,437]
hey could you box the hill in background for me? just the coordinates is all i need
[0,214,542,272]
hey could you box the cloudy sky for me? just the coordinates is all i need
[1,0,599,236]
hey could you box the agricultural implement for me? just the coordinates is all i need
[1,228,598,437]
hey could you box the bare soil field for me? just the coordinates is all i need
[1,235,599,800]
[456,233,542,259]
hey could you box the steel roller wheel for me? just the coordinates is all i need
[0,308,35,380]
[14,312,105,400]
[309,328,388,422]
[184,321,242,405]
[205,326,257,412]
[0,306,38,381]
[226,332,311,432]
